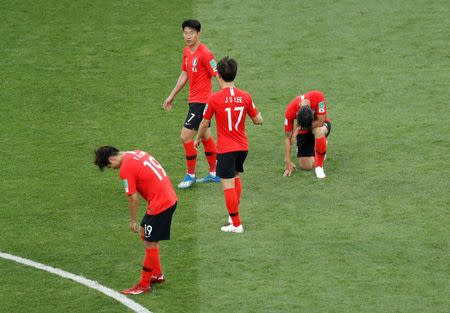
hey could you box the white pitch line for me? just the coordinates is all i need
[0,251,152,313]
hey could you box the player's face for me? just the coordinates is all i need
[107,156,121,169]
[183,27,200,47]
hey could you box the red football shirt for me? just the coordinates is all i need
[119,151,177,215]
[284,90,330,133]
[181,43,217,103]
[204,86,259,153]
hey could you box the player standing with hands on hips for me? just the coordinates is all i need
[94,146,177,294]
[163,19,220,189]
[195,57,263,233]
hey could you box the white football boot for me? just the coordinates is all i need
[315,166,326,179]
[220,224,244,233]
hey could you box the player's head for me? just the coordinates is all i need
[182,19,201,32]
[217,57,237,82]
[297,106,313,130]
[182,19,201,46]
[94,146,120,171]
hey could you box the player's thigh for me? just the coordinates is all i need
[235,151,248,174]
[221,177,235,190]
[297,133,314,157]
[180,127,197,142]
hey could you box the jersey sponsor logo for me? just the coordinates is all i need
[122,179,129,193]
[318,101,325,113]
[209,59,217,72]
[192,58,198,72]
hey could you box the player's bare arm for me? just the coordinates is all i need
[283,130,296,177]
[194,118,210,149]
[251,112,263,125]
[128,193,140,233]
[163,71,188,110]
[312,114,326,129]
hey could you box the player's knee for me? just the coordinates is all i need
[180,128,196,143]
[313,126,327,138]
[298,158,314,171]
[300,164,314,171]
[180,134,193,143]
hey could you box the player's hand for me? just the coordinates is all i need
[283,161,296,177]
[130,220,138,233]
[163,97,173,111]
[193,138,201,150]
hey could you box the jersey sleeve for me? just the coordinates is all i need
[120,163,137,196]
[203,49,217,77]
[315,99,327,116]
[246,94,258,118]
[203,96,214,120]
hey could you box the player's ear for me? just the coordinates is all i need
[108,156,115,165]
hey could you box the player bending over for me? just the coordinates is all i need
[283,90,331,178]
[94,146,177,294]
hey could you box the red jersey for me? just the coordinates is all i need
[181,43,217,103]
[204,86,259,153]
[284,90,330,134]
[119,151,177,215]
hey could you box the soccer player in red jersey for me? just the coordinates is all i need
[94,146,177,294]
[194,57,263,233]
[163,19,219,189]
[283,90,331,178]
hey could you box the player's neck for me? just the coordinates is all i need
[220,81,235,89]
[188,41,201,52]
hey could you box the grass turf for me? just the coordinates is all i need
[1,0,449,312]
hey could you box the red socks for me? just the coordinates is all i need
[202,137,217,172]
[224,188,241,226]
[183,138,217,174]
[315,137,327,168]
[234,177,242,204]
[183,140,197,175]
[140,247,161,288]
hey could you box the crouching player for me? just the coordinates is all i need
[283,90,331,178]
[94,146,177,294]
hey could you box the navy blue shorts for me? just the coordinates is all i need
[217,151,248,179]
[140,202,177,242]
[184,103,209,130]
[296,122,331,157]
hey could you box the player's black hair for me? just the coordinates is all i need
[94,146,119,171]
[217,57,238,82]
[297,106,314,130]
[182,19,201,32]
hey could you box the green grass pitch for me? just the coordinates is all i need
[1,0,449,312]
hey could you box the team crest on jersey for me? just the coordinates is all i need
[122,179,129,193]
[192,58,198,72]
[209,59,217,72]
[318,101,325,113]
